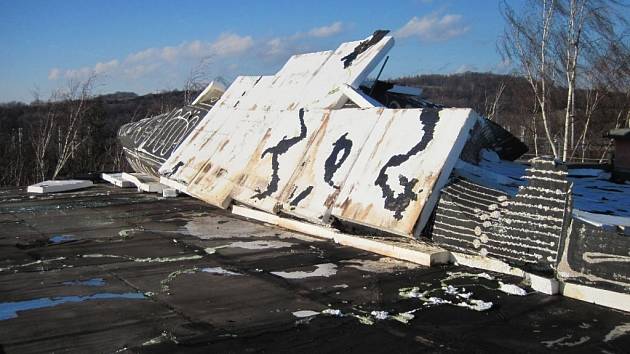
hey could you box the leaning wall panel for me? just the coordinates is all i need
[331,108,476,237]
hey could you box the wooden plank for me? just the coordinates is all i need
[331,108,476,237]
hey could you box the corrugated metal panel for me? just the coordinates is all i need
[331,108,477,237]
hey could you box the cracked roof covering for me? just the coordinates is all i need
[0,185,629,353]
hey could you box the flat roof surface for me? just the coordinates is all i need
[1,185,629,353]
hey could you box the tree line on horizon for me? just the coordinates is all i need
[0,0,628,187]
[0,69,626,187]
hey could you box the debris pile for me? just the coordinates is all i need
[115,31,629,302]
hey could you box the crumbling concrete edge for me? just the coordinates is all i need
[232,205,447,266]
[231,205,629,311]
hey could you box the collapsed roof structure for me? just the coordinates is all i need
[118,31,630,307]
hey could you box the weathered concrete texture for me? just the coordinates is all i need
[1,185,629,353]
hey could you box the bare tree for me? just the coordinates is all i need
[501,0,559,158]
[31,91,59,181]
[51,74,97,179]
[484,81,507,122]
[501,0,628,161]
[183,56,213,105]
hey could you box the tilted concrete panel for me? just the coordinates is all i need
[331,108,477,237]
[278,108,383,223]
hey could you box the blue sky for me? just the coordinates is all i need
[0,0,521,103]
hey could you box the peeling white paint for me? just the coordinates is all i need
[225,240,295,250]
[341,257,420,273]
[604,323,630,342]
[272,263,337,279]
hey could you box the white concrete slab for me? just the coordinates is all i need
[27,180,93,194]
[101,173,134,188]
[121,172,167,193]
[332,108,477,237]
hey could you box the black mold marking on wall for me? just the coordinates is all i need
[252,108,308,200]
[374,109,439,220]
[324,133,353,187]
[341,30,389,68]
[289,186,314,207]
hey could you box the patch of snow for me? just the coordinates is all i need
[333,284,349,289]
[201,267,241,276]
[425,297,452,306]
[457,299,493,311]
[341,257,420,273]
[390,311,416,324]
[370,311,389,320]
[292,310,320,318]
[604,323,630,342]
[573,209,630,228]
[498,282,528,296]
[271,263,337,279]
[321,308,342,316]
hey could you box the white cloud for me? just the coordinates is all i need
[395,14,470,41]
[210,33,254,56]
[94,59,119,74]
[308,21,343,38]
[64,66,93,80]
[48,22,344,86]
[48,68,60,80]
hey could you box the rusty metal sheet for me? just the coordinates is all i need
[331,108,478,237]
[228,108,330,212]
[278,108,383,223]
